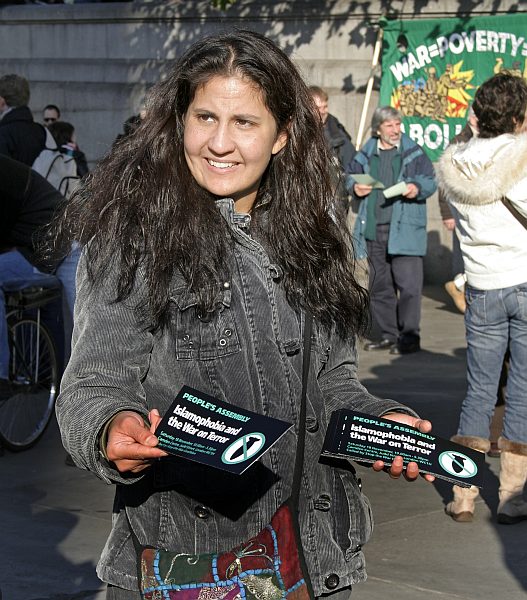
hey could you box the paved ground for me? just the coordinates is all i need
[1,286,526,600]
[353,287,527,600]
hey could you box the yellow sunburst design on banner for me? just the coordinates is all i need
[391,60,475,120]
[443,61,476,117]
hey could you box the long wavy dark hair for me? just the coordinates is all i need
[52,30,368,337]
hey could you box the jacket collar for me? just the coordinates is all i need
[437,132,527,206]
[0,105,34,125]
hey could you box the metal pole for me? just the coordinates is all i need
[355,26,384,150]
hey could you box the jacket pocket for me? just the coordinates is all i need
[331,464,373,559]
[170,287,241,360]
[171,288,241,360]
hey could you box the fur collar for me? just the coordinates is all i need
[436,132,527,206]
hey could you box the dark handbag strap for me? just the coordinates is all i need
[502,196,527,230]
[286,313,315,600]
[290,312,313,508]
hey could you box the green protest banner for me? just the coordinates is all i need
[379,14,527,161]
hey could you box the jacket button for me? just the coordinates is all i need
[306,417,319,433]
[314,494,331,511]
[324,574,340,590]
[194,505,210,519]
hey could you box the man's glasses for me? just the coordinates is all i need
[44,118,57,123]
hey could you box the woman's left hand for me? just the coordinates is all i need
[371,413,435,483]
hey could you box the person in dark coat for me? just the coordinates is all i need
[1,152,84,381]
[0,74,46,166]
[309,86,355,213]
[0,154,63,387]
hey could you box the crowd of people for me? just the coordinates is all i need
[1,30,526,600]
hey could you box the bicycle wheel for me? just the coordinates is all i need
[0,317,59,450]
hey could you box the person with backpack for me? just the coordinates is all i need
[37,120,86,361]
[31,124,80,200]
[47,120,89,178]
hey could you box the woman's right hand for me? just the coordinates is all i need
[105,409,168,474]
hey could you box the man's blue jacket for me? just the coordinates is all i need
[347,134,436,259]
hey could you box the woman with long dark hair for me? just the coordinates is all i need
[55,30,432,599]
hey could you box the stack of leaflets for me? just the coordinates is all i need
[322,409,484,488]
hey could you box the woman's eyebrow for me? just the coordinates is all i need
[190,106,262,122]
[232,113,262,122]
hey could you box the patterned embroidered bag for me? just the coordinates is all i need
[131,317,314,600]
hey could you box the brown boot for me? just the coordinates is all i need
[497,438,527,525]
[445,435,490,522]
[446,485,480,522]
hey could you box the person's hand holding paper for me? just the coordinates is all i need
[383,181,407,199]
[352,173,384,198]
[382,181,419,199]
[373,412,435,483]
[353,173,385,189]
[402,182,419,199]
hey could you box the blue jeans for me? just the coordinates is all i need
[0,250,49,379]
[458,283,527,443]
[55,243,81,365]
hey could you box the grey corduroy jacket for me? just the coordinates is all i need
[56,198,417,595]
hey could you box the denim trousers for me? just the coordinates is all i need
[458,283,527,443]
[366,224,423,342]
[55,242,81,365]
[0,250,46,379]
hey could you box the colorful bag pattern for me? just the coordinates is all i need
[138,503,311,600]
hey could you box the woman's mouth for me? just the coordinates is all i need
[207,159,237,169]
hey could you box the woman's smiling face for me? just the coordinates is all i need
[183,75,288,213]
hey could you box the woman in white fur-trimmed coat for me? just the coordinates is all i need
[436,72,527,525]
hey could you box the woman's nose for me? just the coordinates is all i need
[208,123,235,154]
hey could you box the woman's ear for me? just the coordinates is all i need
[272,129,288,155]
[513,113,527,134]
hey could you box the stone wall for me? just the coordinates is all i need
[0,0,522,283]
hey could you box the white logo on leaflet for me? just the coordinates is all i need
[438,451,478,479]
[221,433,266,464]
